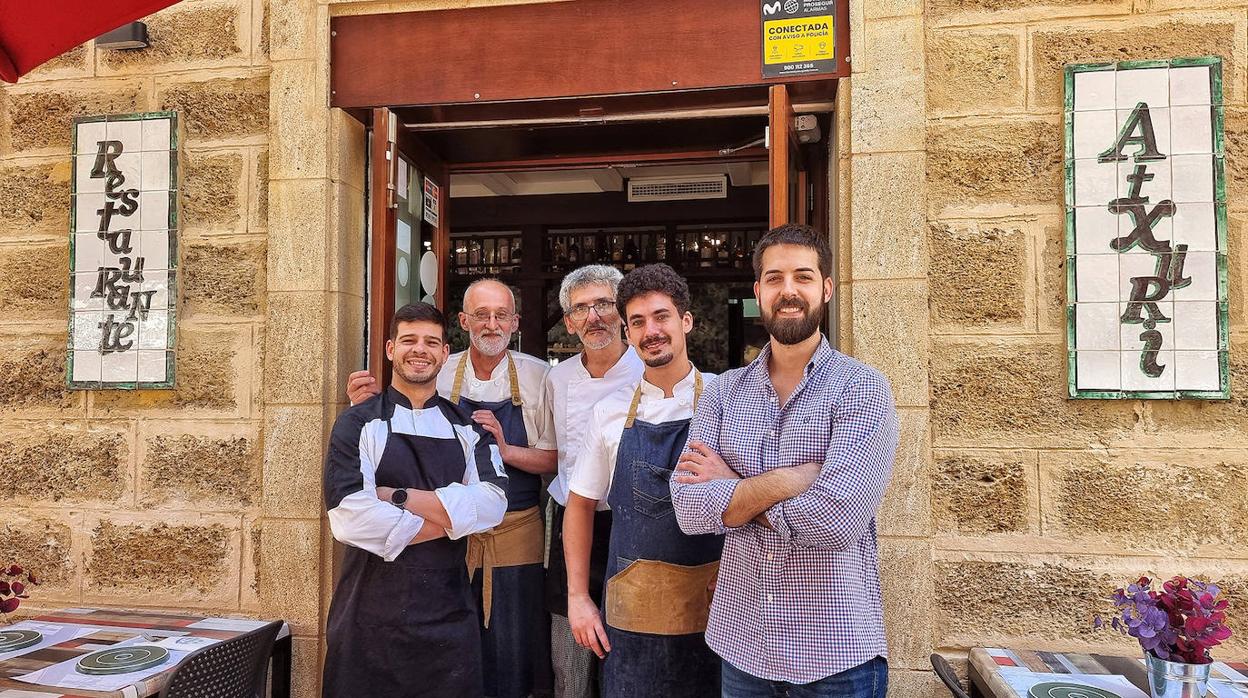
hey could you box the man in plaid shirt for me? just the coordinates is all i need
[670,224,899,697]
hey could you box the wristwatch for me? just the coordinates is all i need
[389,488,408,508]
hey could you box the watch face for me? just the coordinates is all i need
[390,489,408,506]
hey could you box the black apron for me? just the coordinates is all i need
[601,374,722,697]
[323,392,483,698]
[452,352,551,698]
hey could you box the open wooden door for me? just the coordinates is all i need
[767,84,812,229]
[367,107,452,378]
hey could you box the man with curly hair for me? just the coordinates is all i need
[562,263,722,697]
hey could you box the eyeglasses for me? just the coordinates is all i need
[564,300,617,322]
[468,310,515,324]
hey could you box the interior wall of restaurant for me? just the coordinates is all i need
[920,0,1248,686]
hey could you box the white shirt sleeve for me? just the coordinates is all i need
[531,368,558,451]
[435,422,508,539]
[568,406,613,502]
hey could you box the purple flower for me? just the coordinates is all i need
[1095,575,1234,665]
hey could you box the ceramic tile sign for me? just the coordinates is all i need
[1065,58,1229,399]
[68,112,178,389]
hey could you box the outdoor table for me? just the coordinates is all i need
[969,647,1248,697]
[0,607,291,698]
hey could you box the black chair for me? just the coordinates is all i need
[161,620,284,698]
[931,653,972,698]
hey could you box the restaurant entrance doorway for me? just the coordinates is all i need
[366,86,833,377]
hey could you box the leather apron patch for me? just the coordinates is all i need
[605,559,719,635]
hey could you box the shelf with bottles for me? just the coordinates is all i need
[451,232,523,276]
[544,226,665,273]
[674,223,764,271]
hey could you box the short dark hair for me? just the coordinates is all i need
[390,302,446,341]
[616,263,691,317]
[752,224,833,280]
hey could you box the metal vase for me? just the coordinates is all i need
[1146,652,1212,698]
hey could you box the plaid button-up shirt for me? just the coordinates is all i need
[670,338,899,683]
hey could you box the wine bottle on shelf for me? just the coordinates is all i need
[469,240,481,273]
[499,238,511,270]
[623,238,639,271]
[511,241,522,265]
[656,234,666,262]
[611,236,624,264]
[700,236,713,268]
[568,241,580,265]
[553,239,567,271]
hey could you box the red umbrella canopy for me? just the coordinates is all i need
[0,0,182,82]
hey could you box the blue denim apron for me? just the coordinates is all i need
[452,352,550,698]
[324,391,482,698]
[602,373,723,697]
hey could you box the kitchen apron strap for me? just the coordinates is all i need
[450,351,523,407]
[622,370,703,429]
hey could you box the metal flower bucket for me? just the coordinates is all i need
[1145,652,1212,698]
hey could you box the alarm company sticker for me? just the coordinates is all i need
[762,0,836,78]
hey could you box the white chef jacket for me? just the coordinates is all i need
[545,346,644,509]
[568,366,716,502]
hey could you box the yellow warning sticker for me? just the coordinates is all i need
[763,15,834,66]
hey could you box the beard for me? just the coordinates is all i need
[470,330,510,357]
[394,353,440,385]
[639,334,674,368]
[762,294,824,346]
[578,320,617,351]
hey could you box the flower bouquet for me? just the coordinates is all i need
[0,565,37,618]
[1096,575,1232,698]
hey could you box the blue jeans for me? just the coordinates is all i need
[721,657,888,698]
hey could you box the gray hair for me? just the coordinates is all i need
[558,265,623,312]
[463,277,517,311]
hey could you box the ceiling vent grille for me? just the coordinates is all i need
[627,174,728,202]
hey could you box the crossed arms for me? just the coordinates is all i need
[324,414,508,561]
[670,370,898,549]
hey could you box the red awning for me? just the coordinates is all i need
[0,0,182,82]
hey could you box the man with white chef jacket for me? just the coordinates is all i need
[544,264,643,698]
[562,263,722,697]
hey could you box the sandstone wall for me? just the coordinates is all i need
[3,0,1246,696]
[923,0,1248,688]
[0,0,311,688]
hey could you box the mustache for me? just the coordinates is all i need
[640,334,670,349]
[772,295,810,313]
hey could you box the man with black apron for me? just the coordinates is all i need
[563,264,723,696]
[325,302,509,698]
[348,279,556,698]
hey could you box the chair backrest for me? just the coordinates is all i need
[161,620,283,698]
[930,653,971,698]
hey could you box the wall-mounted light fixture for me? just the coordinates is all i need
[96,22,150,50]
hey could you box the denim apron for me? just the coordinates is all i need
[452,352,549,698]
[323,391,482,698]
[601,373,723,697]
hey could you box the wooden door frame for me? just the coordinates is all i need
[366,102,832,372]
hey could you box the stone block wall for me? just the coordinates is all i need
[0,0,303,685]
[924,0,1248,681]
[3,0,1247,695]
